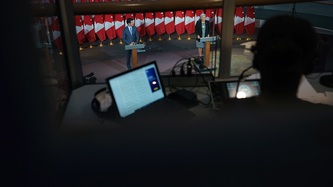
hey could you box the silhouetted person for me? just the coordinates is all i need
[252,15,321,108]
[211,15,333,186]
[222,15,333,111]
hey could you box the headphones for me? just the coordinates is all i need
[91,87,113,115]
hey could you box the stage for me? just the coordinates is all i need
[76,32,258,83]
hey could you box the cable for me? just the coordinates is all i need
[168,56,216,99]
[168,57,200,91]
[167,57,215,108]
[194,63,215,87]
[168,57,192,92]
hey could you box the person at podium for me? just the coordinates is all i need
[122,18,139,69]
[195,13,210,58]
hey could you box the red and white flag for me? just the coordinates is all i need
[164,11,175,35]
[124,13,134,27]
[155,12,165,36]
[195,9,204,23]
[83,14,96,43]
[94,14,106,42]
[112,0,123,39]
[205,9,215,31]
[114,14,124,39]
[175,11,185,36]
[81,0,96,43]
[145,12,155,36]
[73,0,86,45]
[45,0,62,49]
[104,0,117,40]
[215,8,223,35]
[135,13,146,37]
[50,16,63,49]
[93,0,106,42]
[234,7,245,35]
[75,15,86,45]
[185,10,195,35]
[104,14,116,40]
[244,6,255,36]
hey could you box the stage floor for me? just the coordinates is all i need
[76,32,258,83]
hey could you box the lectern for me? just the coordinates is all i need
[199,36,217,67]
[125,44,145,67]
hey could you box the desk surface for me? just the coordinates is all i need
[61,84,214,128]
[58,75,333,186]
[62,73,333,129]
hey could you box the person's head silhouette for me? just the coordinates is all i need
[252,15,318,99]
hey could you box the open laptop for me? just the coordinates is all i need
[105,61,196,124]
[208,79,261,110]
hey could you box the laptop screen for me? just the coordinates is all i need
[106,61,165,118]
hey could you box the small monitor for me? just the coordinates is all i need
[208,79,261,109]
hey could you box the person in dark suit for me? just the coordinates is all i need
[195,13,210,58]
[122,18,139,69]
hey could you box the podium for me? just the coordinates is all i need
[199,36,217,67]
[125,44,145,67]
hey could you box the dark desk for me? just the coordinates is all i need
[62,73,333,128]
[58,78,333,186]
[61,84,214,128]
